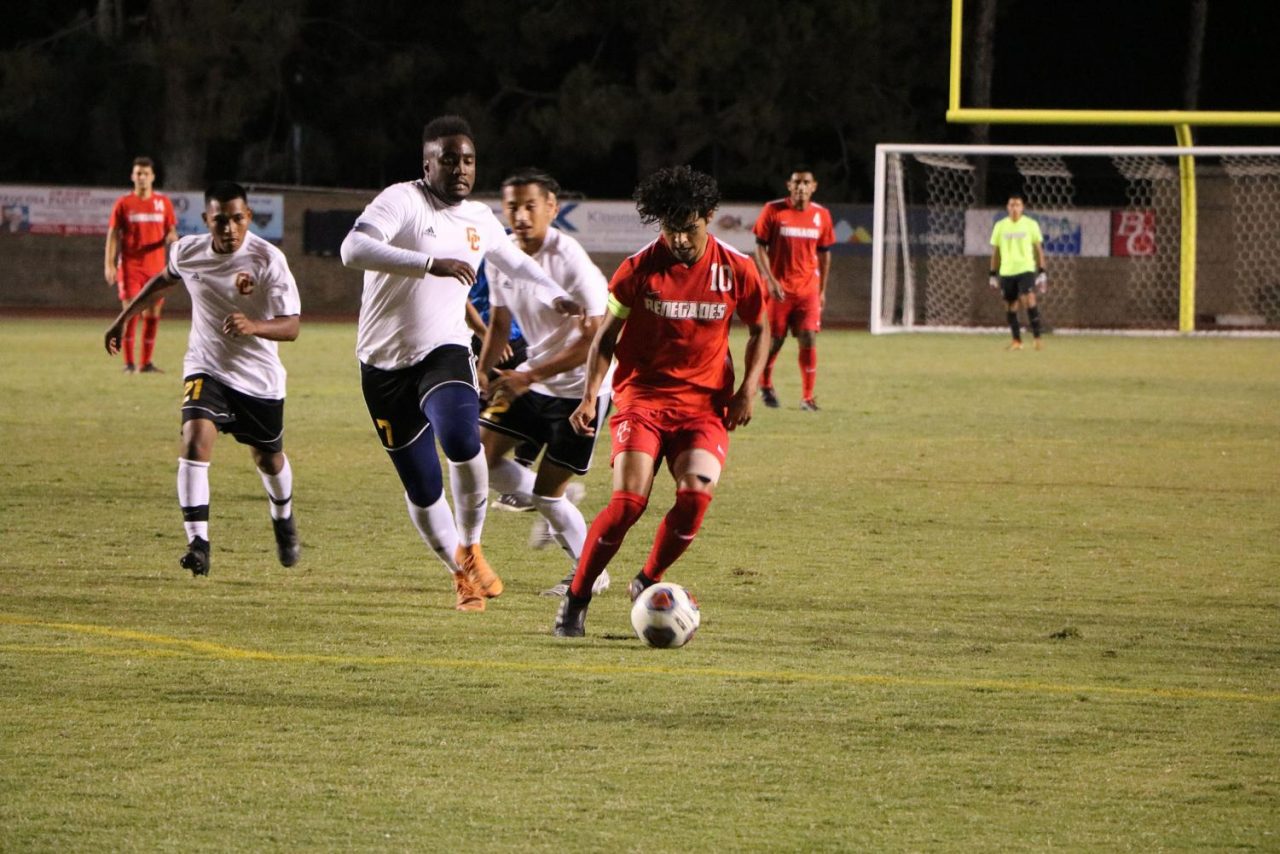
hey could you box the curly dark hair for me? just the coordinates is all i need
[633,165,721,227]
[422,115,474,144]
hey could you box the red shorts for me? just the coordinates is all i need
[769,290,821,338]
[608,406,729,468]
[118,264,163,305]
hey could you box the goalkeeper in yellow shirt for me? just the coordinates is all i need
[988,193,1047,350]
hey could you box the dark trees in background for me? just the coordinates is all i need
[0,0,951,199]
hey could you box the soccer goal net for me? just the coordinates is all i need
[871,144,1280,335]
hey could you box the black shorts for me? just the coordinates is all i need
[470,334,528,374]
[361,345,478,451]
[181,373,285,453]
[1000,272,1036,302]
[480,389,610,475]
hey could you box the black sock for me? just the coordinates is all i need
[1006,311,1021,341]
[1028,305,1042,338]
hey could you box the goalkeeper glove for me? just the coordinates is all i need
[1035,268,1048,293]
[988,273,999,289]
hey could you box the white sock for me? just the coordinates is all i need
[177,458,210,543]
[448,449,488,546]
[532,492,587,566]
[258,455,293,520]
[489,457,535,497]
[405,493,461,574]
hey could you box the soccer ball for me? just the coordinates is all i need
[630,582,701,648]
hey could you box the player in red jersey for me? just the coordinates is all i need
[104,156,178,374]
[752,166,835,411]
[553,165,770,638]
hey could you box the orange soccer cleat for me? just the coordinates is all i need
[453,571,485,611]
[456,543,503,599]
[1006,339,1023,351]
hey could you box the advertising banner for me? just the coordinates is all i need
[964,208,1112,257]
[0,185,284,243]
[1,186,117,235]
[1111,210,1156,257]
[170,192,284,243]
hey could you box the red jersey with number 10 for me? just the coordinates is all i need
[607,235,767,415]
[752,199,835,296]
[110,192,176,275]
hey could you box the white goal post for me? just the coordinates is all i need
[871,144,1280,335]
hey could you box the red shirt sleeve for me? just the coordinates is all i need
[608,256,640,310]
[109,196,127,231]
[752,204,775,245]
[818,208,836,250]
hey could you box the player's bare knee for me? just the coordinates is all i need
[253,449,286,475]
[676,473,716,493]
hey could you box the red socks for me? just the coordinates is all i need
[640,489,713,583]
[141,316,159,367]
[762,347,780,388]
[569,491,648,598]
[799,346,817,401]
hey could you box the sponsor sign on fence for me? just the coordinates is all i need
[0,185,284,243]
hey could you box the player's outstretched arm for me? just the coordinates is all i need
[485,239,581,315]
[340,224,476,285]
[104,272,176,354]
[726,319,769,430]
[223,313,300,342]
[493,314,602,401]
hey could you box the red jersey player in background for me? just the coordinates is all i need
[553,165,769,638]
[752,166,835,411]
[104,156,178,373]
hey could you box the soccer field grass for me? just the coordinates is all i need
[1,319,1277,851]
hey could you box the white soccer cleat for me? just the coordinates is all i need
[528,516,555,549]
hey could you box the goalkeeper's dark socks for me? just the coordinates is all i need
[1028,305,1043,338]
[1006,311,1021,341]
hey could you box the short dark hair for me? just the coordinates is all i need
[790,164,815,177]
[132,156,155,170]
[1008,192,1026,203]
[422,115,474,144]
[633,165,721,227]
[501,168,560,197]
[204,180,248,205]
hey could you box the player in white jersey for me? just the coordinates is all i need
[339,115,582,612]
[104,181,302,577]
[477,169,613,597]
